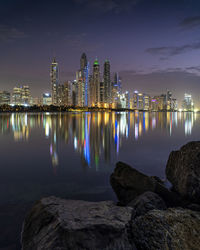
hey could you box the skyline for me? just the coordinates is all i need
[1,0,200,105]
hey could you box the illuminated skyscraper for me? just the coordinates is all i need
[80,53,87,75]
[143,94,150,111]
[12,87,23,105]
[182,93,194,111]
[104,60,111,106]
[22,85,31,105]
[63,81,72,106]
[77,53,89,107]
[167,90,172,110]
[112,72,122,108]
[50,58,59,105]
[93,59,100,107]
[42,93,52,105]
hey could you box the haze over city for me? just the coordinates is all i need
[1,0,200,106]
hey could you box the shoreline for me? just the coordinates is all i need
[0,105,197,113]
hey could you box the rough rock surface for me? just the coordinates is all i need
[132,208,200,250]
[110,162,183,206]
[166,141,200,203]
[127,191,167,217]
[22,196,136,250]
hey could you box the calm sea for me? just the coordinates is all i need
[0,111,199,249]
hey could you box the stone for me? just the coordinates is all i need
[132,208,200,250]
[110,162,183,207]
[127,191,167,217]
[166,141,200,203]
[21,196,136,250]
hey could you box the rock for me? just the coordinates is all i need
[110,162,183,207]
[166,141,200,204]
[132,208,200,250]
[21,196,136,250]
[127,192,167,217]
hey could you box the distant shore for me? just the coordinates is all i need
[0,105,196,113]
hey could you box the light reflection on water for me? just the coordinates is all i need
[0,111,197,170]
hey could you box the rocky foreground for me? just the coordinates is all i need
[21,141,200,250]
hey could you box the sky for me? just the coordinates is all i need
[1,0,200,106]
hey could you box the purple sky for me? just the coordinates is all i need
[1,0,200,106]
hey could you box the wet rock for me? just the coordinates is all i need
[110,162,183,207]
[21,196,136,250]
[127,191,167,217]
[132,208,200,250]
[166,141,200,203]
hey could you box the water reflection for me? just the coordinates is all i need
[0,112,197,169]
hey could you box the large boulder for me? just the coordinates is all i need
[127,191,167,217]
[132,208,200,250]
[166,141,200,203]
[21,196,136,250]
[110,162,183,207]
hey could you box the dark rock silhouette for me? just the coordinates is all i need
[127,191,167,217]
[22,197,136,250]
[166,141,200,204]
[132,208,200,250]
[110,161,183,207]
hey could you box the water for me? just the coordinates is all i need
[0,111,199,249]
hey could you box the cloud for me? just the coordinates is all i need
[146,42,200,57]
[0,25,27,42]
[180,16,200,29]
[73,0,142,14]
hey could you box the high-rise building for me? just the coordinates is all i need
[143,94,150,111]
[42,93,52,105]
[112,72,122,108]
[12,87,23,105]
[80,53,87,75]
[88,75,93,107]
[182,93,194,111]
[50,58,59,105]
[22,85,31,105]
[124,91,130,109]
[103,60,111,106]
[99,82,104,107]
[12,85,31,105]
[76,53,89,107]
[138,93,143,110]
[93,59,100,107]
[132,91,139,109]
[57,84,64,105]
[72,80,78,106]
[63,81,72,106]
[0,91,10,105]
[167,90,172,110]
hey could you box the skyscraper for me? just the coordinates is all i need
[77,53,89,107]
[93,59,100,107]
[112,72,121,108]
[12,87,23,105]
[22,85,31,105]
[103,60,111,106]
[80,53,87,75]
[182,93,194,111]
[50,58,59,105]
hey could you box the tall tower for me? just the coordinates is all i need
[80,53,87,75]
[77,53,89,107]
[103,60,111,106]
[93,59,100,107]
[50,58,58,105]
